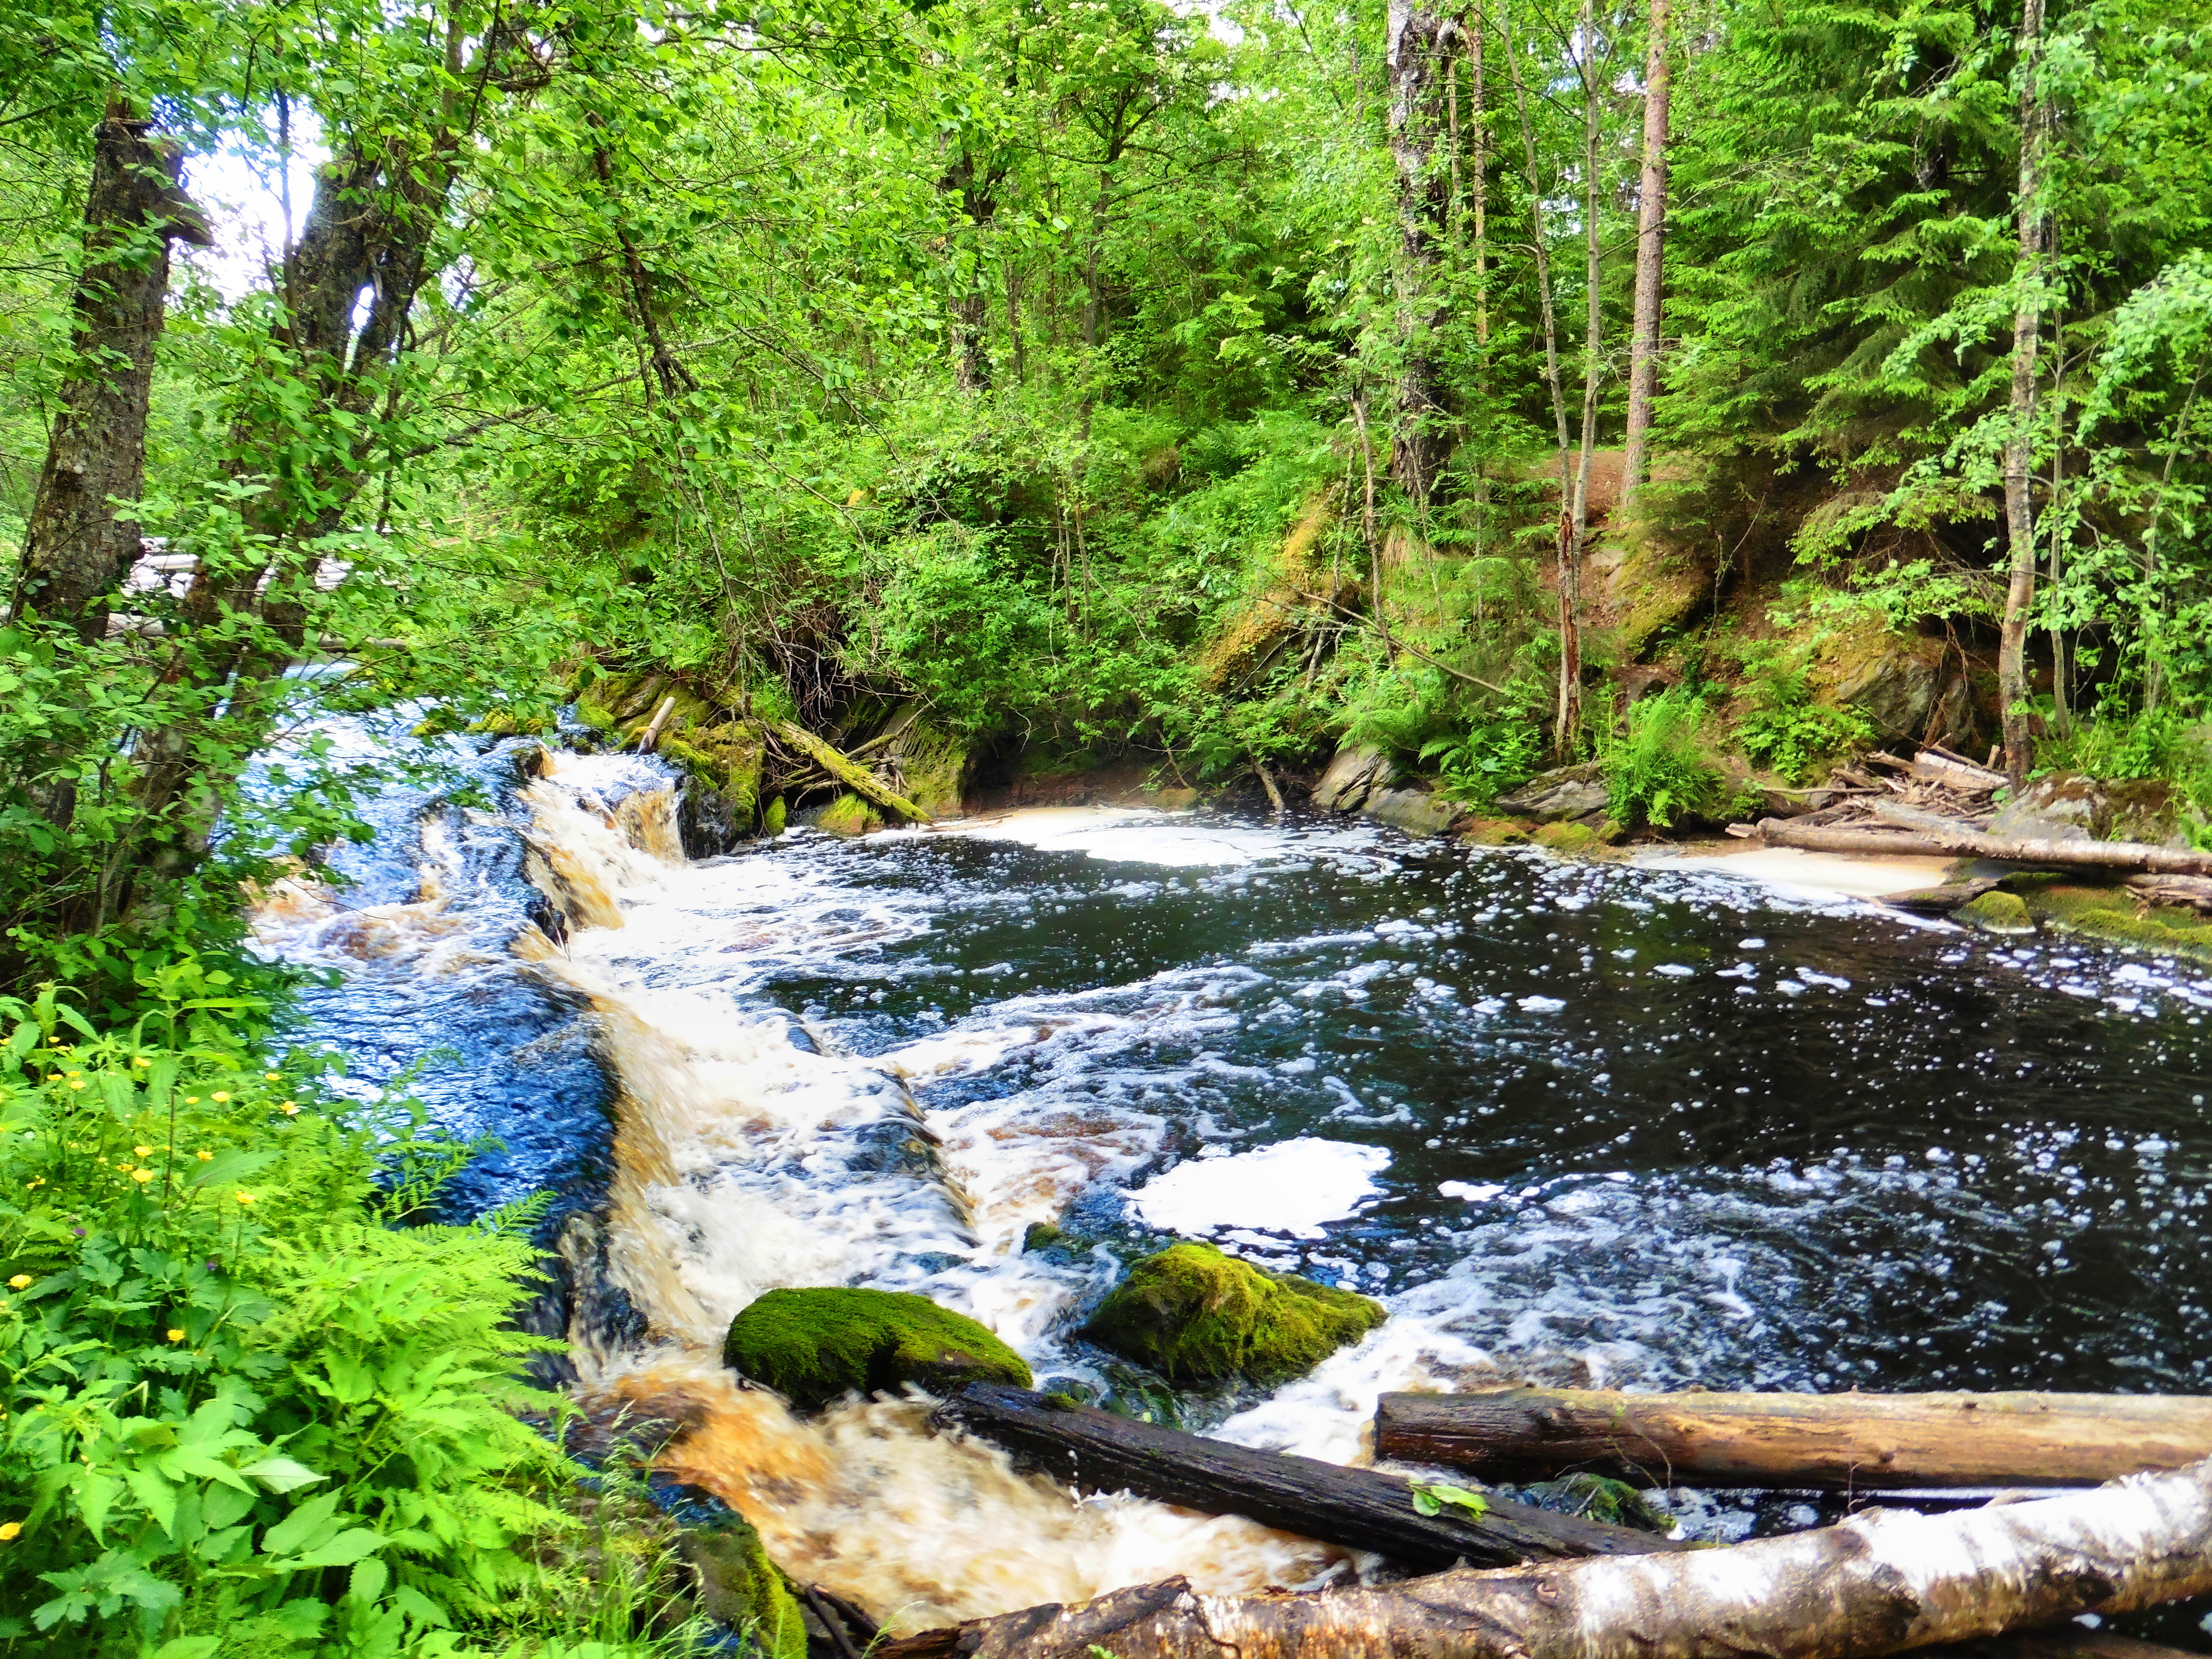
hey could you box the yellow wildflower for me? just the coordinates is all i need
[134,1145,152,1158]
[6,1275,28,1290]
[279,1103,299,1117]
[196,1150,213,1162]
[133,1056,152,1068]
[211,1092,230,1103]
[183,1096,199,1105]
[67,1081,85,1091]
[132,1169,155,1184]
[167,1329,185,1343]
[236,1191,256,1205]
[0,1521,20,1541]
[264,1072,280,1081]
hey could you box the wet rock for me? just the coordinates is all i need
[1531,820,1619,857]
[1607,541,1714,658]
[1521,1473,1673,1534]
[662,1484,808,1659]
[1078,1241,1386,1387]
[1875,879,2002,914]
[1312,743,1394,813]
[1362,786,1458,836]
[890,712,974,818]
[1955,890,2036,935]
[2010,878,2212,960]
[1495,762,1608,823]
[721,1286,1032,1411]
[1989,772,2101,842]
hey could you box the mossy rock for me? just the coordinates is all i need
[674,1503,807,1659]
[1609,541,1714,659]
[1955,890,2036,935]
[817,793,883,837]
[721,1286,1032,1411]
[1531,820,1623,857]
[1522,1473,1672,1535]
[2013,879,2212,961]
[899,717,974,818]
[1079,1242,1386,1388]
[761,795,788,836]
[1457,817,1534,847]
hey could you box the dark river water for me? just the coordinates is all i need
[254,736,2212,1639]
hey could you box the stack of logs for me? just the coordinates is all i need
[884,1383,2212,1659]
[1740,746,2212,900]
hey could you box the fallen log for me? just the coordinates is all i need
[1757,817,2212,877]
[1937,1635,2207,1659]
[1374,1387,2212,1490]
[1870,798,1989,836]
[2124,874,2212,915]
[933,1383,1684,1571]
[770,720,929,822]
[1911,750,2008,793]
[875,1456,2212,1659]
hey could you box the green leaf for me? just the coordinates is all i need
[1409,1479,1489,1520]
[242,1455,326,1493]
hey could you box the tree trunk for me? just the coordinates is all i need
[1560,0,1605,758]
[933,1384,1684,1571]
[10,99,210,640]
[1619,0,1671,517]
[1468,17,1489,350]
[1385,0,1455,503]
[1998,0,2048,785]
[944,149,999,393]
[877,1455,2212,1659]
[1755,817,2212,875]
[1375,1388,2212,1491]
[1502,3,1577,757]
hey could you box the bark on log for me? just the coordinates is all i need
[1911,752,2007,794]
[771,721,929,822]
[1757,818,2212,877]
[876,1456,2212,1659]
[2123,875,2212,915]
[1374,1388,2212,1490]
[934,1384,1685,1571]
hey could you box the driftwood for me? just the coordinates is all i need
[876,1456,2212,1659]
[1911,751,2008,793]
[1756,818,2212,877]
[2124,874,2212,915]
[636,695,678,754]
[1374,1388,2212,1491]
[934,1384,1684,1571]
[771,720,929,822]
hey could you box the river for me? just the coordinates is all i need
[248,725,2212,1635]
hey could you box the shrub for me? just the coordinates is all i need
[1602,688,1740,829]
[0,987,670,1658]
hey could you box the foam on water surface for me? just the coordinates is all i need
[1130,1137,1392,1239]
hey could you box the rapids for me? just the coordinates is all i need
[252,727,2212,1633]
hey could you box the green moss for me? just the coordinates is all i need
[721,1286,1033,1411]
[677,1506,807,1659]
[2015,880,2212,960]
[1457,817,1534,847]
[1522,1474,1672,1534]
[762,795,788,836]
[1079,1242,1387,1387]
[817,793,883,837]
[1612,542,1711,659]
[1955,890,2036,934]
[899,717,973,818]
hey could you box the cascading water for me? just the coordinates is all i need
[254,723,2212,1635]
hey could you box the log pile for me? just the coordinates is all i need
[1731,747,2212,879]
[897,1384,2212,1659]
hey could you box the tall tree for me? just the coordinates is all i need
[1999,0,2049,782]
[1385,0,1457,502]
[9,100,208,640]
[1619,0,1671,518]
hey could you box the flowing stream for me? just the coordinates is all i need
[252,724,2212,1634]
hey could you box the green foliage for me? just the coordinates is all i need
[1600,689,1742,830]
[1728,645,1876,783]
[1407,1480,1489,1521]
[0,993,674,1658]
[1078,1242,1385,1387]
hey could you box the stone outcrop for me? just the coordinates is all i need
[1079,1242,1386,1387]
[721,1286,1033,1412]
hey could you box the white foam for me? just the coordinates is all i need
[1128,1137,1391,1239]
[946,807,1379,868]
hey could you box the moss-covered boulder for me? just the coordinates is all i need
[816,793,883,837]
[721,1287,1032,1410]
[1079,1242,1386,1387]
[896,716,974,818]
[2008,878,2212,960]
[1955,890,2036,935]
[673,1500,807,1659]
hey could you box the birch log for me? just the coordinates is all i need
[1374,1388,2212,1490]
[1755,819,2212,877]
[877,1457,2212,1659]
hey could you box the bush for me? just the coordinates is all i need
[1602,688,1741,829]
[0,987,675,1658]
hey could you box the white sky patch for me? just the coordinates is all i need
[1129,1136,1390,1239]
[173,120,327,303]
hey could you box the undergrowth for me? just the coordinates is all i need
[0,984,691,1659]
[1601,688,1746,829]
